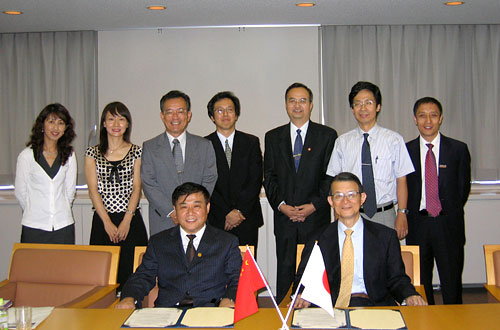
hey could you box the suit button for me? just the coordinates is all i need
[186,291,190,295]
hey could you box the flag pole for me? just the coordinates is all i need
[246,246,289,330]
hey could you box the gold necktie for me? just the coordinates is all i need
[335,229,354,308]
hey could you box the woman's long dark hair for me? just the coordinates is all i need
[27,103,76,165]
[98,102,132,154]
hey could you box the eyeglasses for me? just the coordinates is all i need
[353,100,375,109]
[164,108,187,116]
[287,98,309,105]
[215,107,235,115]
[331,191,361,202]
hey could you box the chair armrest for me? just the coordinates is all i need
[61,284,119,309]
[414,285,427,303]
[484,284,500,303]
[0,280,17,302]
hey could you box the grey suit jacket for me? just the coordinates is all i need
[141,131,217,235]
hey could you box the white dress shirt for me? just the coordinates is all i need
[180,225,206,252]
[14,147,77,231]
[166,131,187,162]
[290,120,309,150]
[327,124,414,205]
[338,217,367,294]
[217,131,235,150]
[419,133,441,211]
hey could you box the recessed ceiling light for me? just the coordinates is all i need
[296,2,316,7]
[444,1,464,5]
[3,10,23,15]
[147,5,166,10]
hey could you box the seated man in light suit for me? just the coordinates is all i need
[116,182,242,309]
[293,172,426,307]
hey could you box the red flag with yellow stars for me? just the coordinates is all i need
[233,249,266,323]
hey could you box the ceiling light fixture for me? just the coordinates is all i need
[3,10,23,15]
[296,3,316,7]
[444,1,464,5]
[147,5,166,10]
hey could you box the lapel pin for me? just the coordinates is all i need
[307,147,311,152]
[197,252,202,258]
[439,165,447,168]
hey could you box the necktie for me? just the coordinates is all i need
[186,234,196,264]
[293,129,303,172]
[172,138,184,174]
[361,133,377,218]
[225,139,232,168]
[425,143,442,217]
[336,229,354,308]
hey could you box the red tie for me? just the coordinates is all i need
[425,144,442,217]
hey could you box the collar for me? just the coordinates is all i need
[179,224,207,239]
[166,130,187,146]
[356,123,379,139]
[419,132,441,148]
[216,130,235,148]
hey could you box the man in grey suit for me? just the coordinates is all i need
[141,90,218,235]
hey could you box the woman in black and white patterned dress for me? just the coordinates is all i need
[85,102,148,291]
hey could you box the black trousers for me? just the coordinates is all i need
[21,224,75,244]
[407,214,464,304]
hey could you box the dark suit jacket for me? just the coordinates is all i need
[204,131,263,236]
[141,131,217,235]
[295,219,418,306]
[263,121,338,231]
[406,135,471,245]
[121,225,242,307]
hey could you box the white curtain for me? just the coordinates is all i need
[321,25,500,180]
[0,31,98,185]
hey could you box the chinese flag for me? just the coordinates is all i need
[233,249,266,323]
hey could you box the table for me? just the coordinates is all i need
[35,304,500,330]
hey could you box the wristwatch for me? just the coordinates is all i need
[398,208,409,214]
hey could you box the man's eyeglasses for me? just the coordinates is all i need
[353,100,375,109]
[215,107,235,115]
[331,191,361,202]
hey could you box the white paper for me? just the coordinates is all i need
[123,308,183,328]
[292,308,346,329]
[8,306,54,329]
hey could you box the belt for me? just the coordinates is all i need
[418,209,444,217]
[361,202,394,214]
[351,293,370,299]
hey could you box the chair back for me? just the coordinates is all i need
[400,245,421,286]
[7,243,120,307]
[296,244,305,271]
[484,244,500,286]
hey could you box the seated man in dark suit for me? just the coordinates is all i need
[293,172,426,308]
[116,182,242,309]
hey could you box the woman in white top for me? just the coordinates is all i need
[85,102,147,291]
[15,103,77,244]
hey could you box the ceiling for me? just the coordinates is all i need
[1,0,499,33]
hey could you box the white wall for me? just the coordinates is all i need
[98,26,321,145]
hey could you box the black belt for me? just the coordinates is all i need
[361,202,394,214]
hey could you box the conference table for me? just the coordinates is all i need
[35,304,500,330]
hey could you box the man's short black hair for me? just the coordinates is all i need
[330,172,365,194]
[160,90,191,113]
[285,82,313,102]
[207,91,241,118]
[348,81,382,108]
[413,96,443,116]
[172,182,210,205]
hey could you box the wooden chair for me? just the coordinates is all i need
[132,245,254,307]
[0,243,120,308]
[483,244,500,302]
[400,245,427,302]
[278,244,305,308]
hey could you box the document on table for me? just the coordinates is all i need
[123,308,183,328]
[180,307,234,327]
[8,306,54,329]
[292,308,347,329]
[349,309,406,329]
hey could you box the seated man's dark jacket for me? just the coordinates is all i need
[121,224,242,307]
[294,218,418,306]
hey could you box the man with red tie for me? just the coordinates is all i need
[406,97,471,304]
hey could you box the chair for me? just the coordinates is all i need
[400,245,427,302]
[278,244,305,308]
[132,245,254,308]
[0,243,120,308]
[483,244,500,302]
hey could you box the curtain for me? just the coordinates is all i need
[321,25,500,180]
[0,31,98,185]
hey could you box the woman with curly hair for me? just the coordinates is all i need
[85,102,147,291]
[15,103,77,244]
